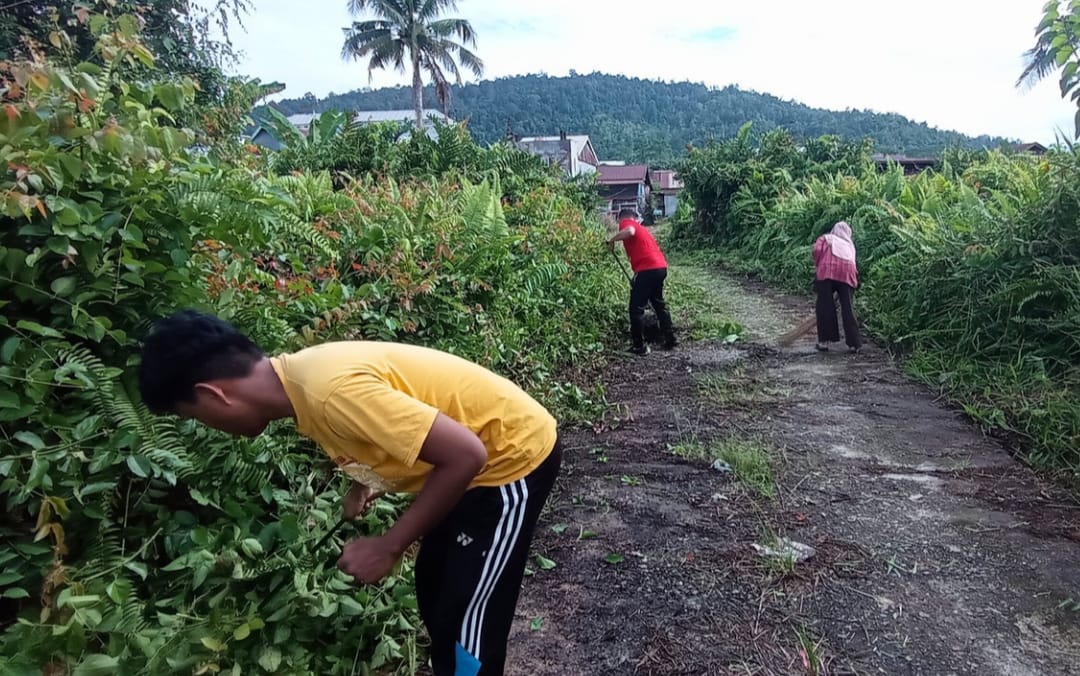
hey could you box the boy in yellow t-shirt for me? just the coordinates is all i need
[138,310,562,676]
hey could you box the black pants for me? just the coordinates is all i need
[415,440,562,676]
[815,279,860,349]
[630,267,674,348]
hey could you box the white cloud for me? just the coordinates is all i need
[227,0,1074,143]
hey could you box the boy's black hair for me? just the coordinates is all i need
[617,207,639,221]
[138,310,264,413]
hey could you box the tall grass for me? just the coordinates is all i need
[678,131,1080,476]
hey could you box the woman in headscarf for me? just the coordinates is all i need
[812,221,861,353]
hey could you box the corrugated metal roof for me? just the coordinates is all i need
[355,109,449,124]
[518,134,592,144]
[597,164,650,184]
[286,110,449,127]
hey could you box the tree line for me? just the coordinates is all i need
[265,72,1011,165]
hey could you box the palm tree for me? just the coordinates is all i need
[1017,1,1080,136]
[342,0,483,129]
[1016,7,1067,90]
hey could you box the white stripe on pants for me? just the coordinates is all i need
[458,477,529,657]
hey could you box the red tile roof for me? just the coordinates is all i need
[598,164,650,185]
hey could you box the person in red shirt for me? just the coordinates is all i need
[811,221,861,353]
[607,208,677,355]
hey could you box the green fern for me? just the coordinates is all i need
[520,262,568,296]
[59,346,193,478]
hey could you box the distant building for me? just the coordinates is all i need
[598,163,652,215]
[650,169,684,217]
[514,132,600,177]
[1010,142,1048,156]
[871,153,939,175]
[250,109,451,150]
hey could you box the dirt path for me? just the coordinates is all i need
[506,266,1080,675]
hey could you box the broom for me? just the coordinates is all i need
[778,292,863,348]
[777,314,816,347]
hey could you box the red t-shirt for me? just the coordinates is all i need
[619,219,667,273]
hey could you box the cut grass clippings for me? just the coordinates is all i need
[696,365,791,408]
[666,264,746,342]
[670,436,778,498]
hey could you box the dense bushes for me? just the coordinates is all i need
[0,15,619,674]
[677,128,1080,475]
[256,107,601,215]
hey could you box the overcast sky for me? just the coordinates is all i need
[225,0,1074,143]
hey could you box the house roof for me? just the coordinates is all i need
[871,153,938,164]
[357,109,450,124]
[518,134,591,145]
[516,138,572,167]
[598,163,650,185]
[1011,142,1048,152]
[516,135,597,162]
[650,170,683,191]
[515,134,599,175]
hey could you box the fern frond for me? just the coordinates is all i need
[300,300,371,345]
[519,262,568,296]
[273,215,336,258]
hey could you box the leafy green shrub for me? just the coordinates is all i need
[673,124,870,247]
[0,14,621,674]
[679,122,1080,476]
[259,108,600,213]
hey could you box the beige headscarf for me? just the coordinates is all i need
[824,221,855,262]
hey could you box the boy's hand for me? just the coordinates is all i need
[336,413,486,586]
[337,536,400,584]
[343,483,384,520]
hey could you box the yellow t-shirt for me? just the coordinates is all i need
[269,342,558,493]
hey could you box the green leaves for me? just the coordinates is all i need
[201,637,227,653]
[257,646,283,672]
[16,320,63,338]
[71,654,119,676]
[578,528,598,541]
[1,337,21,363]
[106,579,131,605]
[126,455,152,478]
[0,13,623,676]
[50,277,77,297]
[240,538,265,558]
[534,555,557,571]
[14,431,45,450]
[1020,2,1080,136]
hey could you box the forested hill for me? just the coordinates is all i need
[265,72,1010,164]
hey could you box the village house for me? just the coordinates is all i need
[597,163,652,215]
[650,169,684,217]
[1011,142,1048,156]
[872,142,1048,176]
[871,153,939,175]
[513,132,600,177]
